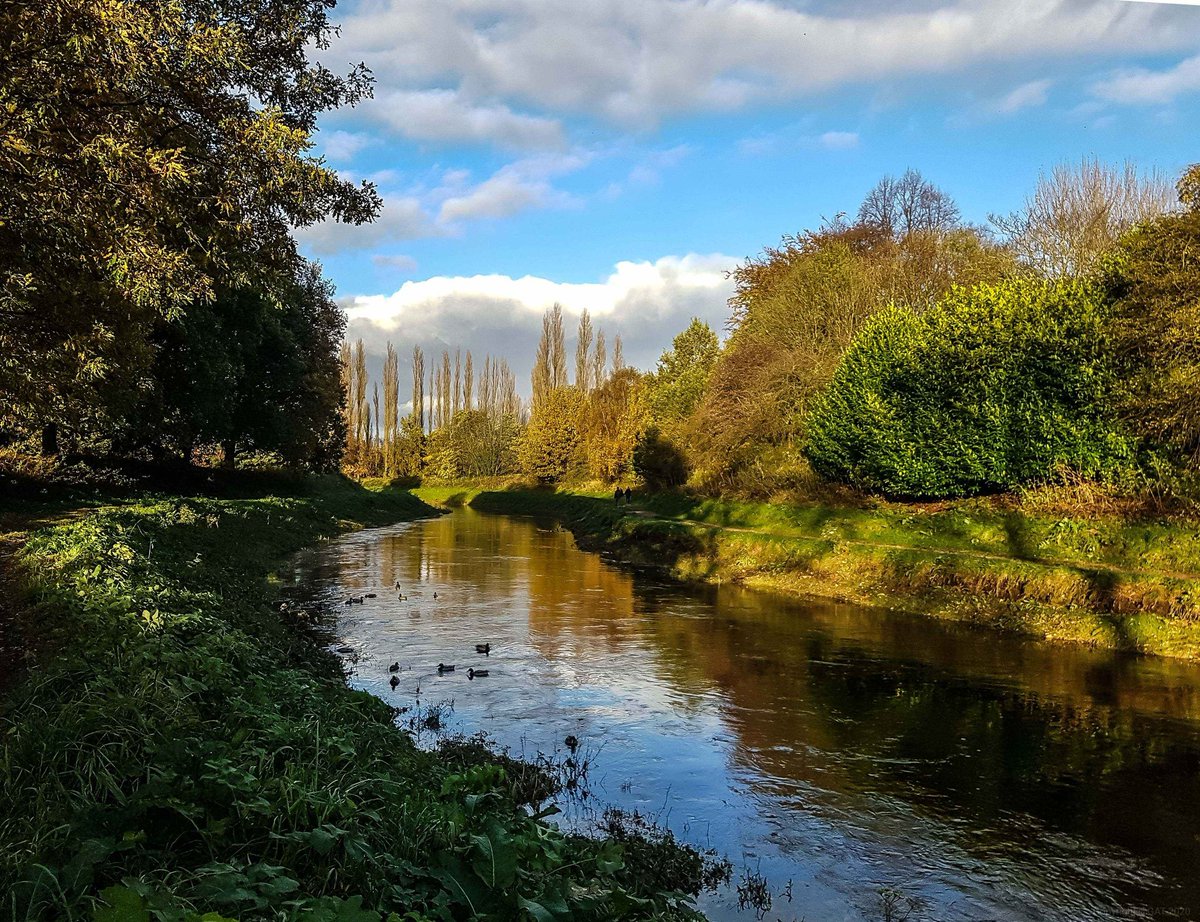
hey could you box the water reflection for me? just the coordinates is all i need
[284,508,1200,922]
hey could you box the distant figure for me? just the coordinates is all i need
[614,487,622,506]
[624,487,633,504]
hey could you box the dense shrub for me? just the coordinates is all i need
[805,279,1136,498]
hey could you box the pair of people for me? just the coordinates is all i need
[613,486,634,506]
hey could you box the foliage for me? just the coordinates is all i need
[0,484,716,921]
[805,278,1136,497]
[633,427,689,491]
[990,158,1175,278]
[1107,189,1200,462]
[519,388,584,483]
[0,0,378,442]
[647,319,720,433]
[122,261,345,469]
[692,215,1014,490]
[582,369,650,482]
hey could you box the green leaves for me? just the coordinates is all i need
[807,278,1136,498]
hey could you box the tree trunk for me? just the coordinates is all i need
[40,423,58,457]
[222,438,236,469]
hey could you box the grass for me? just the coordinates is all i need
[0,473,719,922]
[432,484,1200,660]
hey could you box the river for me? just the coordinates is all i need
[283,507,1200,922]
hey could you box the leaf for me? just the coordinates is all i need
[94,886,151,922]
[517,897,557,922]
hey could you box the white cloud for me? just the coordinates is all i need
[321,130,374,162]
[369,89,565,150]
[994,78,1052,114]
[296,151,597,253]
[1091,53,1200,104]
[437,151,590,224]
[372,254,419,272]
[818,130,860,150]
[332,0,1195,126]
[295,195,436,254]
[341,254,738,390]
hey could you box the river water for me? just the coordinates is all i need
[283,507,1200,922]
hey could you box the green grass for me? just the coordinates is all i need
[453,485,1200,660]
[0,474,715,922]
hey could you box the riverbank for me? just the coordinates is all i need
[414,484,1200,661]
[0,474,718,921]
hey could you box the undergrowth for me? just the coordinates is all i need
[0,478,718,921]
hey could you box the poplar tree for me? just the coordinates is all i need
[575,308,594,392]
[593,330,608,390]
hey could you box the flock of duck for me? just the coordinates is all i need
[337,581,494,690]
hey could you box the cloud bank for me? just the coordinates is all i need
[334,0,1193,135]
[341,253,738,394]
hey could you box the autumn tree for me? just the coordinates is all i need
[575,308,594,392]
[991,158,1175,277]
[1108,164,1200,461]
[648,319,720,431]
[519,387,583,483]
[0,0,379,448]
[858,168,960,238]
[582,368,648,481]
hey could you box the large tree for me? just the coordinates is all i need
[0,0,378,446]
[1108,164,1200,462]
[129,260,346,469]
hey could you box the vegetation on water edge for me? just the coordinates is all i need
[442,486,1200,660]
[0,476,725,921]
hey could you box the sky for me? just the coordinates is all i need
[295,0,1200,395]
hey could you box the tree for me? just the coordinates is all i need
[648,319,720,429]
[593,330,608,391]
[575,308,593,392]
[411,346,425,431]
[1179,164,1200,211]
[130,260,347,470]
[582,368,648,482]
[991,158,1175,277]
[0,0,379,446]
[691,216,1013,489]
[1108,169,1200,461]
[382,343,400,473]
[858,168,960,238]
[519,387,583,483]
[805,279,1133,497]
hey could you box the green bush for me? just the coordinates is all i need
[805,278,1135,498]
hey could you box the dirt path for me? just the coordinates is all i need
[626,510,1200,583]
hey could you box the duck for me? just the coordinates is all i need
[437,663,455,673]
[564,735,579,754]
[467,668,489,679]
[389,675,400,690]
[388,662,400,673]
[394,580,402,591]
[365,593,377,599]
[433,592,438,599]
[475,643,491,655]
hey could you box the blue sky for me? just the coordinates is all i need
[296,0,1200,388]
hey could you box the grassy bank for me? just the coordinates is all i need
[0,474,716,921]
[421,485,1200,660]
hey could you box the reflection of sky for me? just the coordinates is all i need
[284,510,1200,922]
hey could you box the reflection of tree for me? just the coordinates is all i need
[291,511,1200,914]
[634,589,1200,911]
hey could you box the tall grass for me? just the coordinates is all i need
[0,480,716,921]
